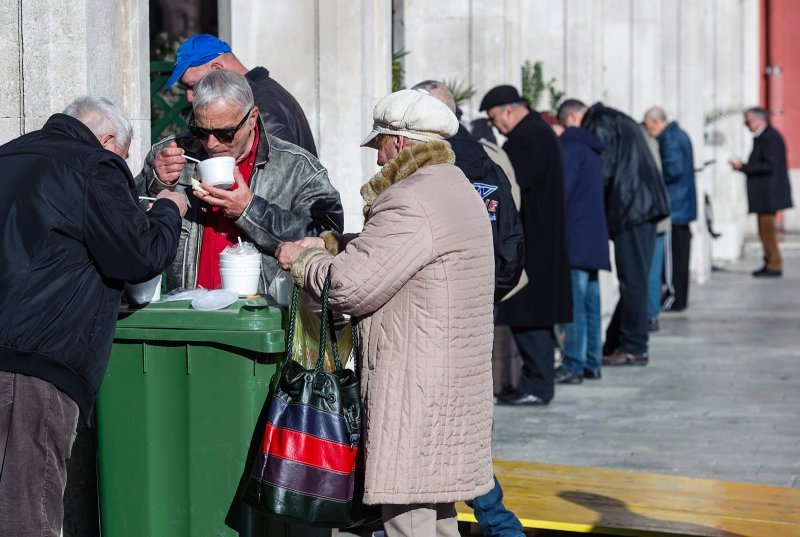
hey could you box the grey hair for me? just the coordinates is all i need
[412,80,457,113]
[556,99,587,123]
[192,70,254,113]
[745,107,769,121]
[645,106,668,122]
[63,96,132,150]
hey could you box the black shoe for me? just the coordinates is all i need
[555,365,583,384]
[648,318,660,332]
[583,369,602,380]
[498,393,550,406]
[602,350,649,366]
[752,267,782,278]
[493,388,518,404]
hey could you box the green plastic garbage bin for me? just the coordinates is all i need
[96,297,285,536]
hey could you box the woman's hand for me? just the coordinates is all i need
[276,241,308,270]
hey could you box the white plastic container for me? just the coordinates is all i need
[219,256,261,269]
[197,156,236,189]
[124,274,162,305]
[219,268,260,296]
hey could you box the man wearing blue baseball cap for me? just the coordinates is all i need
[164,34,317,156]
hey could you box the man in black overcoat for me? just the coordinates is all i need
[559,99,670,367]
[480,85,572,405]
[731,107,794,277]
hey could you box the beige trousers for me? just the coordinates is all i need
[382,503,460,537]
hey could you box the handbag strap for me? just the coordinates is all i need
[282,283,302,370]
[316,270,344,373]
[282,269,345,372]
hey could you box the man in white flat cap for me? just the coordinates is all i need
[276,89,496,537]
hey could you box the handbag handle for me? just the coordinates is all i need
[283,270,347,372]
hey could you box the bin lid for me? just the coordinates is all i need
[117,296,283,331]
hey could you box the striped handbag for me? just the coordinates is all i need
[244,273,365,527]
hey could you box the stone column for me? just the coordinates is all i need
[1,0,150,169]
[704,0,761,263]
[220,0,392,232]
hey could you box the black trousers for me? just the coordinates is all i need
[510,326,555,402]
[604,221,656,356]
[669,225,691,311]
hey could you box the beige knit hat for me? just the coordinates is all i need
[360,89,459,149]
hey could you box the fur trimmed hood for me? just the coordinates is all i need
[360,140,455,218]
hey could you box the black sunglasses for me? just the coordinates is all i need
[189,107,253,143]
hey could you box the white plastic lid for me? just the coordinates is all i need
[165,289,209,302]
[191,289,240,311]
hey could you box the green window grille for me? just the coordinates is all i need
[150,61,190,142]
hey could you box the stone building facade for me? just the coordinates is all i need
[1,0,777,284]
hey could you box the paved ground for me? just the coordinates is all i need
[492,238,800,488]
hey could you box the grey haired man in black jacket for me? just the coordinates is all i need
[731,107,794,277]
[0,97,185,536]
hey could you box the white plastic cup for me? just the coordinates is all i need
[219,256,261,269]
[220,268,260,296]
[219,267,260,275]
[197,156,236,189]
[124,274,162,305]
[219,252,260,260]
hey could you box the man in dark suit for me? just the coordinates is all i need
[731,107,794,277]
[480,85,572,406]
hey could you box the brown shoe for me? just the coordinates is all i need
[602,350,649,366]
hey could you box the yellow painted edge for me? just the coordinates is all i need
[457,512,596,533]
[457,512,696,536]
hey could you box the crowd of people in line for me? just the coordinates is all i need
[0,31,793,537]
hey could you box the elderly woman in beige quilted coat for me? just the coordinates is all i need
[277,89,495,537]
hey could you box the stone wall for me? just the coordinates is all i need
[220,0,392,233]
[0,0,150,171]
[393,0,762,283]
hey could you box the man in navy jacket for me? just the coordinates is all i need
[555,106,610,384]
[644,107,697,310]
[0,97,185,536]
[558,99,670,367]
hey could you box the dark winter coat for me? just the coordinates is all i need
[450,125,524,303]
[742,125,794,214]
[657,121,697,225]
[495,112,572,327]
[0,114,182,423]
[560,127,610,271]
[246,67,318,156]
[581,102,670,236]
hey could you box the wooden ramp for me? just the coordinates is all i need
[456,460,800,536]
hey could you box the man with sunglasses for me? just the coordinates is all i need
[163,33,317,156]
[137,70,343,293]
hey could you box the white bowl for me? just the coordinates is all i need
[219,267,261,275]
[219,258,261,269]
[124,274,162,305]
[219,252,260,259]
[197,156,236,189]
[220,270,260,296]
